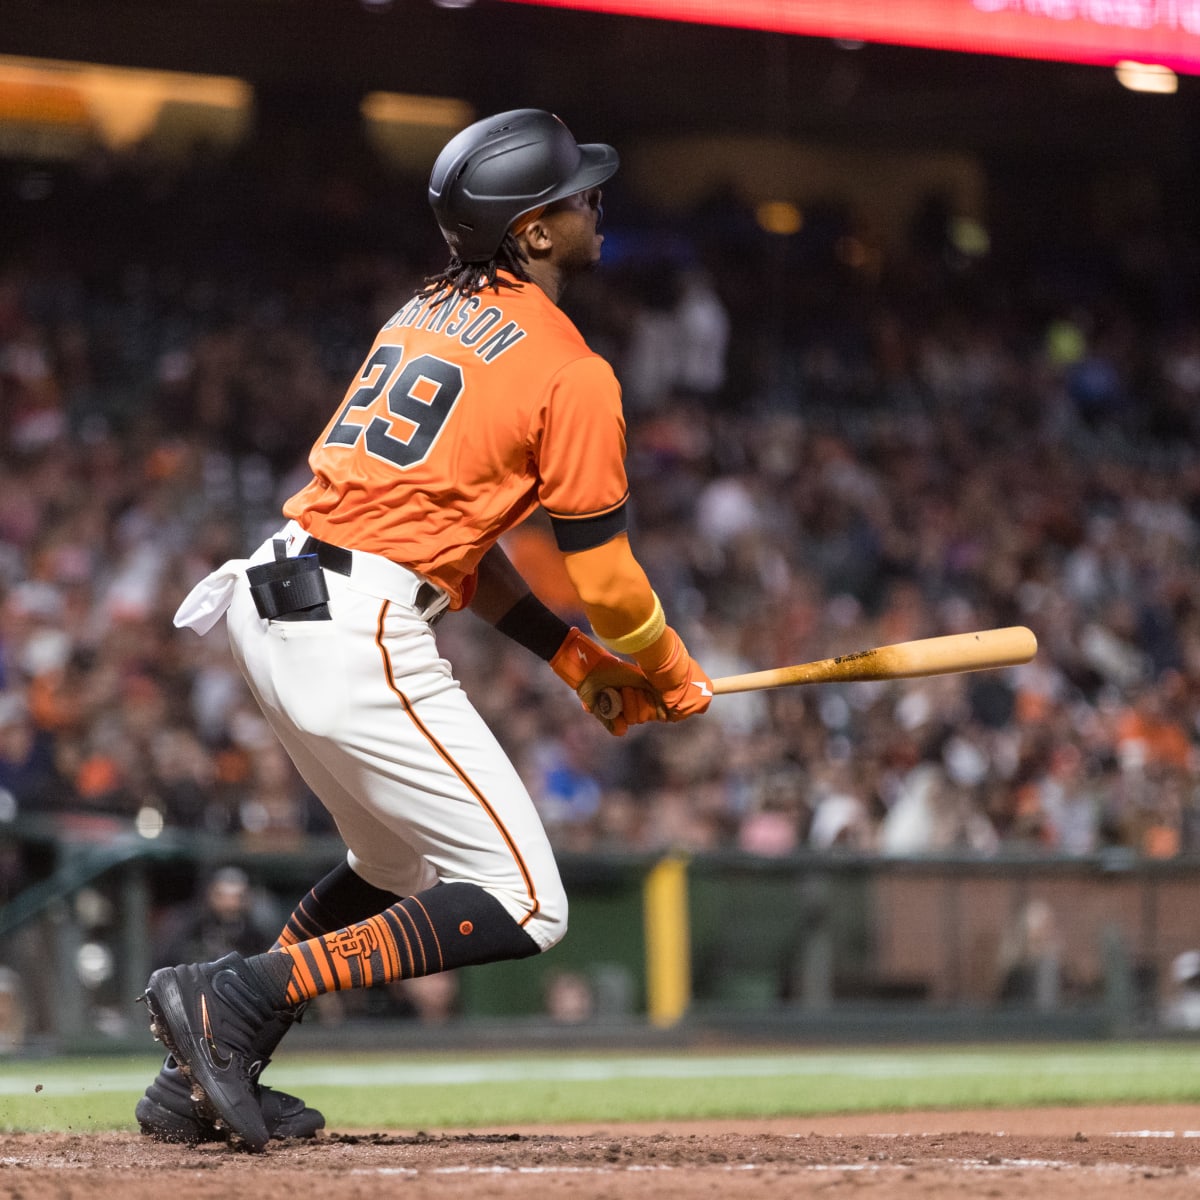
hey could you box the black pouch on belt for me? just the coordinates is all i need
[246,548,331,621]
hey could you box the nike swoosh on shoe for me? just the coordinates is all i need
[201,994,234,1070]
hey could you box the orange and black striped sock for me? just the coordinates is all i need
[271,861,401,951]
[254,882,541,1006]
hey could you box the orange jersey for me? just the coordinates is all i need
[284,272,629,609]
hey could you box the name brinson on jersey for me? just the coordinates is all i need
[382,292,528,364]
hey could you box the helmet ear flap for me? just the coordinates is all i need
[428,109,618,264]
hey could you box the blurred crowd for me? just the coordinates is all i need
[2,128,1200,887]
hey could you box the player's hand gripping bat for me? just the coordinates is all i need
[592,626,1037,722]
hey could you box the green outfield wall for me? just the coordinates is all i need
[2,817,1198,1051]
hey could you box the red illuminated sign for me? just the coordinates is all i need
[502,0,1200,74]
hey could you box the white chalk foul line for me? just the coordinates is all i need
[1109,1130,1200,1137]
[345,1157,1194,1179]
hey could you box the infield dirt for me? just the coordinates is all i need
[3,1105,1200,1199]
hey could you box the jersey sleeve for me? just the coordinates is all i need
[536,354,630,553]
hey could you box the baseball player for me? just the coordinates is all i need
[136,108,713,1150]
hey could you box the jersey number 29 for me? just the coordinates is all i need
[324,345,463,469]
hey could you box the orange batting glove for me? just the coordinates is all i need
[550,628,665,736]
[636,627,714,722]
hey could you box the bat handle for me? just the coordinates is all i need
[593,687,621,721]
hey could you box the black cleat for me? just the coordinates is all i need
[141,952,292,1152]
[136,1053,324,1144]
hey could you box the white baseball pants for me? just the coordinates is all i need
[215,526,568,952]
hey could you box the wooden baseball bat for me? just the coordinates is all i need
[592,626,1036,720]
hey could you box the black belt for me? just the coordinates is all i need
[299,535,353,577]
[299,534,443,614]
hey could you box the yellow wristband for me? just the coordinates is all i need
[598,592,666,656]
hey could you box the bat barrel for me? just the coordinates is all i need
[714,626,1038,695]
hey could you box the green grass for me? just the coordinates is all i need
[2,1043,1199,1133]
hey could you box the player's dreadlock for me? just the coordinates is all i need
[418,232,533,303]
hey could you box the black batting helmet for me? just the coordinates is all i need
[428,108,619,264]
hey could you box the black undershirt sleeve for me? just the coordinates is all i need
[547,503,628,553]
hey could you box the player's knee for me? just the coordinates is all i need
[515,883,568,954]
[479,871,567,954]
